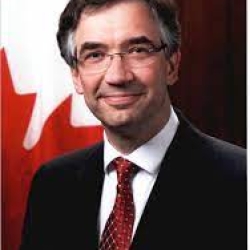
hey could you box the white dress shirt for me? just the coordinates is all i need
[99,106,179,239]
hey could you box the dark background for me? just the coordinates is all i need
[171,0,246,147]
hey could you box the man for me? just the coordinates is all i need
[20,0,246,250]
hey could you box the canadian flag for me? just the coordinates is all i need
[2,1,103,250]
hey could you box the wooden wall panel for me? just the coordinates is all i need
[171,0,246,147]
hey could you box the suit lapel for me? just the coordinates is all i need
[75,143,105,250]
[130,111,200,250]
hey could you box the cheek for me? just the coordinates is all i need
[79,75,102,98]
[133,65,167,91]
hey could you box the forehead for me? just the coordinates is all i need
[74,0,162,48]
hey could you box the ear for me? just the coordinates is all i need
[71,67,84,94]
[166,50,181,86]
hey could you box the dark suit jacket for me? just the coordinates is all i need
[20,110,246,250]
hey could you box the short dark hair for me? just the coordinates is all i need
[56,0,181,68]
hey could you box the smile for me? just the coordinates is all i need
[101,93,143,107]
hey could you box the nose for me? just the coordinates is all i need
[104,55,134,85]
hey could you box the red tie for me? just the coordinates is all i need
[99,157,137,250]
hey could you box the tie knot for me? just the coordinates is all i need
[112,157,136,184]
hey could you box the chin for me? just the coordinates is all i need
[101,115,137,131]
[103,119,132,129]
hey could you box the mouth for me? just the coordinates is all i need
[100,93,144,107]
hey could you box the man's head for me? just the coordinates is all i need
[57,0,181,69]
[56,0,181,142]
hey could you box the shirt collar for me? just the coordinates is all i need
[104,106,179,175]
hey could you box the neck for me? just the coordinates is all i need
[104,105,171,155]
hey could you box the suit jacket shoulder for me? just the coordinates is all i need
[39,141,104,174]
[20,142,105,250]
[131,109,247,250]
[172,109,246,179]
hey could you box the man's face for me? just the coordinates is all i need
[72,0,180,133]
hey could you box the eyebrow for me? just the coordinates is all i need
[78,36,157,56]
[78,42,107,56]
[126,36,156,46]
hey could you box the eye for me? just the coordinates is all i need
[128,45,152,54]
[80,51,106,64]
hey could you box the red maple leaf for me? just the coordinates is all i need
[1,48,103,250]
